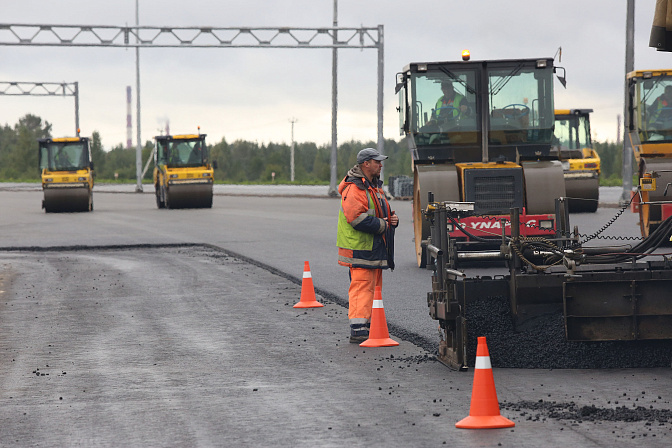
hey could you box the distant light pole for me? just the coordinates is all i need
[329,0,339,196]
[620,0,635,206]
[134,0,143,193]
[290,118,298,182]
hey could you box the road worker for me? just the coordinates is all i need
[432,80,469,121]
[337,147,399,343]
[649,84,672,128]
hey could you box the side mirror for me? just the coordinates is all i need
[554,66,567,89]
[212,160,218,170]
[395,72,405,94]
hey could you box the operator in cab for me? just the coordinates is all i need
[649,85,672,126]
[432,81,470,121]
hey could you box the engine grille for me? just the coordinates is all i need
[464,167,524,215]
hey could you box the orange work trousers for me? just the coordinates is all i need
[348,267,382,325]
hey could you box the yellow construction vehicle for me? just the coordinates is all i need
[626,69,672,238]
[396,54,567,267]
[153,132,214,209]
[38,135,94,213]
[553,109,601,212]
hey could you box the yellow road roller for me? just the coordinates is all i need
[553,109,600,212]
[38,136,94,213]
[153,133,214,209]
[396,55,567,267]
[627,69,672,238]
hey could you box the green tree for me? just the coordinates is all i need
[0,114,51,180]
[90,131,105,177]
[594,140,626,184]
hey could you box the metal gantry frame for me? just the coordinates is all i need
[0,81,79,134]
[0,23,384,192]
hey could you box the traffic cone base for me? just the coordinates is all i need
[360,337,398,347]
[294,261,324,308]
[455,336,514,429]
[455,414,515,429]
[359,288,399,347]
[293,300,324,308]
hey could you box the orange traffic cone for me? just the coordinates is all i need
[455,336,515,429]
[293,261,324,308]
[360,286,399,347]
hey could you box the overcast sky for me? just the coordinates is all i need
[0,0,665,150]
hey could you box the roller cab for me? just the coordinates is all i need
[396,56,566,266]
[153,133,214,209]
[626,69,672,238]
[553,109,600,212]
[39,136,94,213]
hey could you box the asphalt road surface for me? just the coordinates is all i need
[0,185,671,447]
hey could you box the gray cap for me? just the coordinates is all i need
[357,147,388,164]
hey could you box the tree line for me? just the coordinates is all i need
[0,114,412,184]
[0,113,629,185]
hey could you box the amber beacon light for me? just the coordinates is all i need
[462,49,471,61]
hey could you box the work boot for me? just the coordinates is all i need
[349,323,369,343]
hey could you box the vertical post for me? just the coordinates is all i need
[135,0,143,193]
[377,24,385,182]
[126,86,133,148]
[74,81,80,135]
[329,0,339,196]
[620,0,635,205]
[290,118,297,182]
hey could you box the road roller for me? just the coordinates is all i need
[626,69,672,238]
[553,109,600,213]
[38,135,94,213]
[153,132,214,209]
[395,54,567,267]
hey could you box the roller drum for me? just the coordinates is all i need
[521,160,566,214]
[165,183,213,209]
[413,165,459,268]
[43,187,92,213]
[565,176,599,213]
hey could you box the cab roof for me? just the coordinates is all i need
[154,134,206,141]
[402,57,554,73]
[38,136,89,143]
[627,69,672,80]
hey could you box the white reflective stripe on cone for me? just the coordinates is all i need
[303,271,312,278]
[373,299,383,308]
[475,356,492,370]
